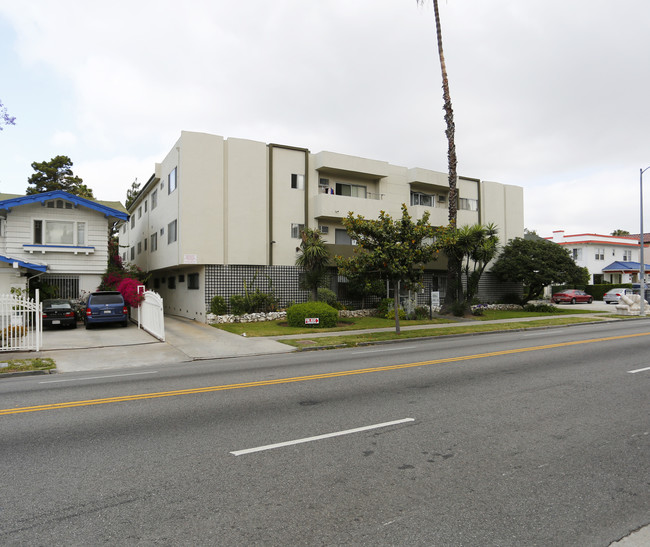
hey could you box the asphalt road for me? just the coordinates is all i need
[1,320,649,546]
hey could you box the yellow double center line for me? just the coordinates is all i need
[2,331,648,416]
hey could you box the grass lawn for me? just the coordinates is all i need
[0,358,56,375]
[280,317,606,349]
[212,307,606,338]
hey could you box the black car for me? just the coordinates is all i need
[84,291,128,329]
[42,299,77,329]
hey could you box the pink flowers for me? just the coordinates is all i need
[117,277,144,308]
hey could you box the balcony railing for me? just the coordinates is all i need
[318,186,384,200]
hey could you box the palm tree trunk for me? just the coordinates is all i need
[432,0,460,313]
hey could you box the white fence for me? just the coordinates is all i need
[137,289,165,341]
[0,290,42,352]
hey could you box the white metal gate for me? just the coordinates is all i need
[137,290,165,341]
[0,290,42,352]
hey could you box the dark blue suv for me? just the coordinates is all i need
[84,291,128,329]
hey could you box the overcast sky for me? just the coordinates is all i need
[1,0,649,237]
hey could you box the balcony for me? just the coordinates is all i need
[314,192,387,221]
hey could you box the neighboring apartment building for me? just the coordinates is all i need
[547,230,650,284]
[120,131,524,321]
[0,190,128,297]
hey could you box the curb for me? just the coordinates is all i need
[0,368,58,378]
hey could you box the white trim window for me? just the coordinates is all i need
[151,189,158,209]
[623,249,632,261]
[168,219,177,244]
[168,167,177,194]
[291,223,305,238]
[595,248,605,260]
[458,198,479,211]
[33,220,87,246]
[291,174,305,190]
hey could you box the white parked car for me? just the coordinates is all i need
[603,288,633,304]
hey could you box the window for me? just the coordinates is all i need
[168,276,176,289]
[33,220,86,246]
[150,233,157,252]
[168,220,177,244]
[188,273,199,290]
[319,178,330,192]
[336,183,366,198]
[595,248,605,260]
[168,167,177,194]
[410,191,435,207]
[318,225,329,235]
[137,241,142,255]
[624,249,632,261]
[130,246,135,260]
[571,248,582,261]
[335,228,356,246]
[138,207,142,219]
[144,238,148,251]
[160,227,164,236]
[458,198,479,211]
[144,200,148,213]
[291,174,305,190]
[151,190,158,210]
[291,223,305,238]
[178,274,185,283]
[131,215,135,229]
[153,278,160,290]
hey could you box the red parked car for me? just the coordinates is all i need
[552,289,593,304]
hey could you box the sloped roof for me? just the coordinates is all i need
[602,261,650,272]
[0,191,128,220]
[0,255,47,272]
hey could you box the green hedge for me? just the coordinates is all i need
[286,302,338,328]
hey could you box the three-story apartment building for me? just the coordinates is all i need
[120,131,524,321]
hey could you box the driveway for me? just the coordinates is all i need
[14,315,294,373]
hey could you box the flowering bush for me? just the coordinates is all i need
[117,277,144,308]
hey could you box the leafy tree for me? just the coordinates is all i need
[444,223,499,311]
[125,179,141,209]
[611,229,630,236]
[296,228,331,301]
[26,155,95,198]
[0,100,16,130]
[337,204,443,334]
[346,274,386,309]
[418,0,459,312]
[490,238,590,303]
[524,228,544,241]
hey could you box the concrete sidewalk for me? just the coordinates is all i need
[2,311,625,374]
[6,315,295,373]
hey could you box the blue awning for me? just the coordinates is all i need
[0,255,47,272]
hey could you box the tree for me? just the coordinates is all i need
[125,179,141,210]
[26,155,95,198]
[524,228,544,241]
[0,100,16,130]
[611,229,630,236]
[490,238,590,303]
[418,0,459,312]
[443,223,499,310]
[295,228,331,301]
[337,204,443,334]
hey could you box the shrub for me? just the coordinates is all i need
[413,306,430,320]
[386,308,406,320]
[117,277,144,308]
[376,298,393,317]
[317,287,339,308]
[210,295,227,315]
[500,293,523,305]
[523,303,558,313]
[229,294,249,315]
[229,290,278,315]
[286,302,338,328]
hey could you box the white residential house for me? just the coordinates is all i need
[120,131,524,321]
[547,230,650,284]
[0,191,128,297]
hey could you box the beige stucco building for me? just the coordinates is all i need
[120,131,524,321]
